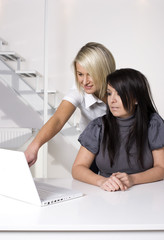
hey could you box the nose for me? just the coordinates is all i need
[110,92,117,103]
[82,74,89,85]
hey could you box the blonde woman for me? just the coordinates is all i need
[25,42,116,167]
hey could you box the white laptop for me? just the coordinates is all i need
[0,148,83,206]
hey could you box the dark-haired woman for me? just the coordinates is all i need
[72,68,164,191]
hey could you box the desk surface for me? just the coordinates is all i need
[0,178,164,231]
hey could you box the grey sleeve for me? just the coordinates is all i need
[148,113,164,150]
[78,117,102,154]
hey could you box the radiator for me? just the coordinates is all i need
[0,128,34,149]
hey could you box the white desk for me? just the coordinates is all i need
[0,178,164,240]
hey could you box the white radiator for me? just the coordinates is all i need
[0,128,34,149]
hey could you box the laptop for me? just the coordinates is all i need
[0,148,83,206]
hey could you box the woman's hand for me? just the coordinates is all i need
[112,172,134,189]
[24,144,39,167]
[25,100,76,167]
[100,175,127,192]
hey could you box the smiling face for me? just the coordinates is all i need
[107,84,135,119]
[76,62,99,95]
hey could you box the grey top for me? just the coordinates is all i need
[78,113,164,177]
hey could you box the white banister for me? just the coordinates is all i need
[42,0,49,178]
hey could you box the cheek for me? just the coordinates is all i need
[90,78,95,86]
[107,97,110,105]
[119,101,127,113]
[77,76,82,83]
[120,102,127,112]
[120,101,124,109]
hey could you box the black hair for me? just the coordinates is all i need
[102,68,157,167]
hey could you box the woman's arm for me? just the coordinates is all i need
[132,147,164,184]
[72,146,105,186]
[25,100,76,166]
[114,147,164,188]
[72,146,125,191]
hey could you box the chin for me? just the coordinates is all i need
[84,89,94,94]
[111,112,120,117]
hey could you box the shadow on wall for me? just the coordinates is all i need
[47,132,80,178]
[0,80,43,128]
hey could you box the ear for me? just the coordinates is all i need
[134,98,138,105]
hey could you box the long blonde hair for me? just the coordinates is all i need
[73,42,116,99]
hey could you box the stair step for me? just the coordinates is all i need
[0,38,8,46]
[0,51,24,61]
[36,89,56,94]
[15,70,42,78]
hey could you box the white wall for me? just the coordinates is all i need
[0,0,164,118]
[0,0,164,177]
[48,0,164,117]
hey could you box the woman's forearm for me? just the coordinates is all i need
[25,100,76,166]
[132,148,164,185]
[32,100,76,149]
[131,166,164,185]
[31,115,63,149]
[72,165,106,187]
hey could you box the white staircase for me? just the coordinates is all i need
[16,70,41,78]
[0,37,56,118]
[0,37,56,150]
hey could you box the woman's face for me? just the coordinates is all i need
[107,84,134,118]
[76,62,98,95]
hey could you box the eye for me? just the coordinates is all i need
[107,91,111,96]
[77,72,83,77]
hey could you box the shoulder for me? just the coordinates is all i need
[89,116,104,126]
[149,113,164,132]
[63,85,83,107]
[78,116,104,154]
[148,113,164,150]
[80,116,104,137]
[149,112,164,124]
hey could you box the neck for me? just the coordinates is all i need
[101,94,107,104]
[94,92,107,104]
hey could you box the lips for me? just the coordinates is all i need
[84,85,93,90]
[110,107,119,111]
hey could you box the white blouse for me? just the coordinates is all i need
[63,85,106,131]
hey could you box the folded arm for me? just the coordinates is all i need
[113,147,164,189]
[72,146,126,191]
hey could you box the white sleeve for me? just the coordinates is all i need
[63,85,83,107]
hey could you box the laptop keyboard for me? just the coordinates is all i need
[34,181,70,200]
[33,180,82,205]
[35,181,59,192]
